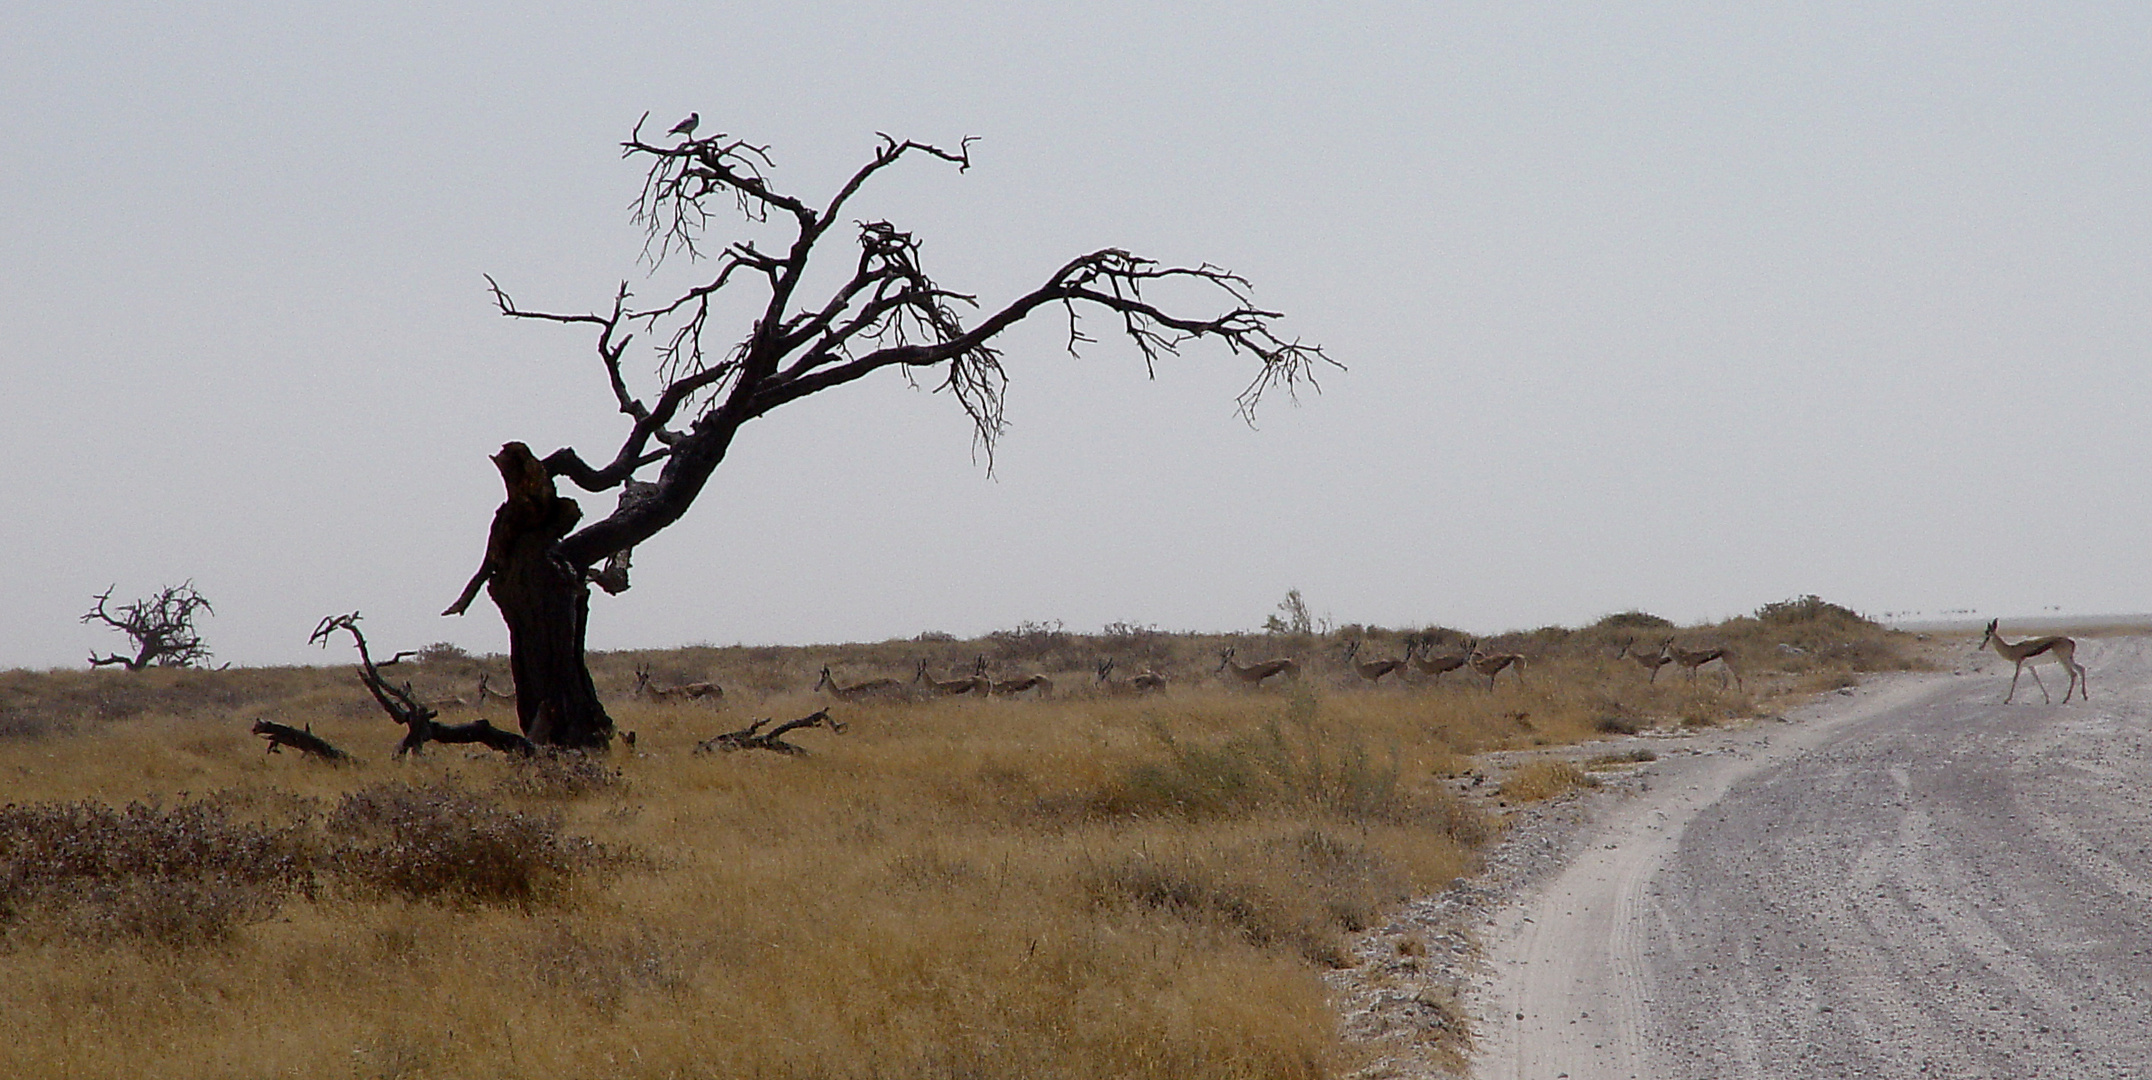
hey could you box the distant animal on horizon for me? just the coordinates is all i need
[1978,619,2088,704]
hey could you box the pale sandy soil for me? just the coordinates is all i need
[1336,635,2152,1079]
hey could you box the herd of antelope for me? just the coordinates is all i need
[411,617,2095,715]
[418,619,2092,716]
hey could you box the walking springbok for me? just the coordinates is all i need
[1662,640,1742,690]
[1465,640,1528,691]
[1217,647,1299,688]
[1097,659,1167,696]
[1343,639,1406,685]
[1615,637,1674,683]
[815,665,908,701]
[1406,637,1471,683]
[1978,619,2088,704]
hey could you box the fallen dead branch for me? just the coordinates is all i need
[309,612,535,758]
[694,709,846,756]
[250,719,351,763]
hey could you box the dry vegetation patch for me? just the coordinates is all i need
[0,598,1916,1078]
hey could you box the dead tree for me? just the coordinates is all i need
[82,582,214,669]
[250,720,351,763]
[309,613,535,758]
[441,118,1332,748]
[694,709,846,756]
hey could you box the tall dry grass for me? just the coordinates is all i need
[0,599,1915,1078]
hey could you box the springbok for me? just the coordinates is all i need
[1217,647,1299,688]
[633,663,723,703]
[915,658,988,697]
[815,665,908,701]
[1466,640,1528,691]
[1343,639,1406,685]
[1096,659,1167,696]
[1662,640,1742,690]
[1615,637,1674,683]
[1978,619,2087,704]
[475,672,517,704]
[1406,637,1471,683]
[970,655,1053,697]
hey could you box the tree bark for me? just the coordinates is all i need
[474,443,615,749]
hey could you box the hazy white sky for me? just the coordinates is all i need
[5,2,2148,670]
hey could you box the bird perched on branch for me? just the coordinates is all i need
[667,112,699,139]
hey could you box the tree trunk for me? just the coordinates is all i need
[477,443,615,749]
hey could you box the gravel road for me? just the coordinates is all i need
[1471,636,2152,1080]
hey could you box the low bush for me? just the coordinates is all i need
[327,780,622,907]
[0,797,317,947]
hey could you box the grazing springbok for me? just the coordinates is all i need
[1978,619,2088,704]
[1096,659,1167,696]
[1465,640,1528,691]
[1615,637,1674,683]
[1662,639,1743,690]
[1217,647,1299,688]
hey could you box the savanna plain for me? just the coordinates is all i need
[0,599,1916,1079]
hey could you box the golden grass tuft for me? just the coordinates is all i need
[1497,760,1596,802]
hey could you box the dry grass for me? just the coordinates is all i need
[0,599,1916,1078]
[1497,760,1596,803]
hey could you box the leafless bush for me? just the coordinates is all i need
[987,620,1071,664]
[1755,594,1874,627]
[0,798,317,947]
[327,780,621,906]
[81,582,215,670]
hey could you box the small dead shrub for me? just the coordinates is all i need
[0,798,317,947]
[327,780,621,906]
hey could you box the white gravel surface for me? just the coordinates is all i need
[1459,635,2152,1079]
